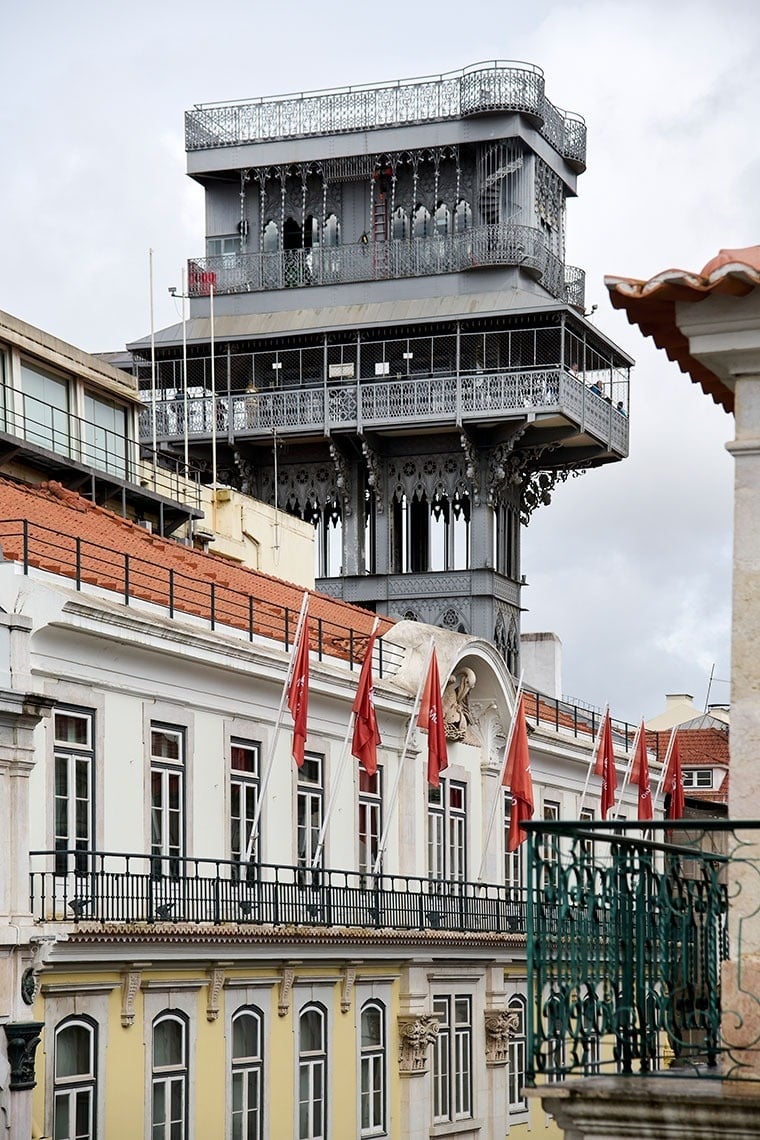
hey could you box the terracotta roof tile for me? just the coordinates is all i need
[604,244,760,415]
[0,478,392,658]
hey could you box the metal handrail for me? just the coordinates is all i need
[29,848,524,933]
[185,61,585,167]
[137,368,630,459]
[0,518,399,673]
[186,223,584,305]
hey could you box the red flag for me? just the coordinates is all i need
[351,629,382,776]
[287,613,310,767]
[419,650,448,787]
[596,711,617,819]
[503,694,534,851]
[664,734,685,821]
[631,722,653,820]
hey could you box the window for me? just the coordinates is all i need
[360,1002,386,1137]
[231,1007,263,1140]
[83,391,127,477]
[54,709,94,877]
[432,995,472,1123]
[506,995,527,1114]
[503,788,524,899]
[297,754,324,874]
[53,1017,97,1140]
[152,1013,188,1140]
[359,769,382,877]
[231,740,261,872]
[20,361,70,455]
[207,235,241,260]
[682,768,713,789]
[150,725,185,877]
[412,205,432,239]
[298,1005,326,1140]
[428,778,466,884]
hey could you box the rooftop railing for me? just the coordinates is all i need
[0,518,399,674]
[187,223,585,307]
[138,367,629,458]
[524,819,738,1083]
[29,849,523,934]
[185,61,586,169]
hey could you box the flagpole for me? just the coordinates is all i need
[577,704,608,818]
[654,726,677,804]
[181,265,189,478]
[149,248,157,466]
[617,721,641,812]
[243,592,309,862]
[372,637,435,875]
[311,617,380,869]
[477,671,524,883]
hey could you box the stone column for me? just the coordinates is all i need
[678,291,760,1073]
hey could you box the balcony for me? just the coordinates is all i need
[523,819,735,1082]
[185,60,586,170]
[188,223,585,306]
[29,850,524,935]
[139,367,629,459]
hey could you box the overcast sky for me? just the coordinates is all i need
[3,0,758,723]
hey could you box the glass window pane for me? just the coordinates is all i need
[361,1007,381,1048]
[56,1024,91,1079]
[233,1012,259,1060]
[154,1019,183,1067]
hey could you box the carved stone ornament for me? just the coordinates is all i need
[398,1014,440,1073]
[121,969,142,1029]
[484,1009,521,1065]
[3,1022,44,1091]
[340,966,356,1014]
[278,967,296,1017]
[206,967,226,1022]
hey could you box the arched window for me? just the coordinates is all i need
[53,1017,97,1140]
[283,217,302,251]
[507,994,527,1114]
[323,214,340,247]
[298,1005,327,1139]
[263,220,279,252]
[412,205,432,239]
[152,1012,188,1140]
[391,207,408,241]
[434,202,450,235]
[455,199,472,233]
[232,1007,264,1140]
[360,1001,386,1137]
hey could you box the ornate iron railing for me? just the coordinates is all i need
[29,850,524,934]
[185,61,586,168]
[0,518,399,674]
[187,223,584,306]
[524,820,735,1083]
[138,368,629,458]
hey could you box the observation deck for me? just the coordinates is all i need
[186,60,586,171]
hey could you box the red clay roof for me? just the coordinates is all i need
[647,727,729,804]
[605,245,760,415]
[0,478,391,657]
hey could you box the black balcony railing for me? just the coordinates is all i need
[29,850,524,934]
[524,819,735,1083]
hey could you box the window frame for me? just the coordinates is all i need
[432,994,473,1125]
[297,1003,327,1140]
[359,1000,386,1138]
[53,1015,98,1140]
[358,768,382,878]
[151,1011,189,1140]
[506,994,528,1115]
[297,753,324,872]
[230,738,262,871]
[231,1005,264,1140]
[53,706,95,878]
[427,777,467,884]
[682,768,713,789]
[150,723,186,877]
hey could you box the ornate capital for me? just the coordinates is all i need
[3,1022,44,1091]
[398,1014,439,1074]
[484,1009,520,1065]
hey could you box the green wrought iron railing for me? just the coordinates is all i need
[524,819,737,1084]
